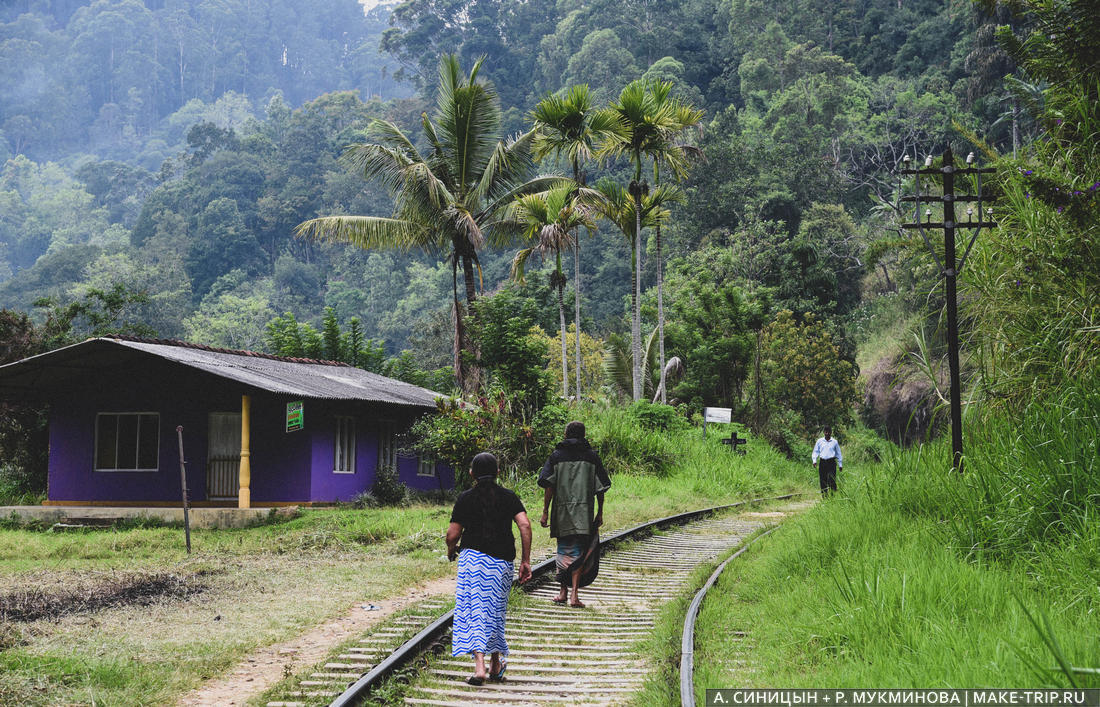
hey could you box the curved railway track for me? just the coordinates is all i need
[265,495,802,707]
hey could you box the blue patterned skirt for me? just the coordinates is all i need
[452,548,513,657]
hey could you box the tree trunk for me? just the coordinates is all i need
[558,275,569,399]
[1012,101,1020,159]
[460,253,481,395]
[753,328,764,430]
[631,186,643,402]
[573,159,584,402]
[656,221,666,404]
[574,234,582,400]
[451,260,466,392]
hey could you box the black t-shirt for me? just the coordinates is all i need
[449,479,526,562]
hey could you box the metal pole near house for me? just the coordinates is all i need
[900,148,997,472]
[176,426,191,553]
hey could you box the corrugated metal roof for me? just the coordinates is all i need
[0,337,449,408]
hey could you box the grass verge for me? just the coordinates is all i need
[687,384,1100,693]
[0,406,812,706]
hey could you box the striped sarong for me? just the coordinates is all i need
[555,533,600,588]
[452,548,513,657]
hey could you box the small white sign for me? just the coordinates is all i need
[703,407,732,424]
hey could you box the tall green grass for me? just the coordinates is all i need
[688,380,1100,693]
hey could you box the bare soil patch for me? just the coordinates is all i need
[0,570,208,622]
[177,575,456,707]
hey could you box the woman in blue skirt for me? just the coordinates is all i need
[446,452,533,685]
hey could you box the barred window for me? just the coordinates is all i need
[377,420,397,470]
[417,456,437,477]
[334,416,356,474]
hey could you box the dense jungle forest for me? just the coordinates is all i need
[0,0,1096,497]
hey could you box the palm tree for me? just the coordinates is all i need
[601,80,688,400]
[590,178,682,396]
[530,85,621,400]
[296,55,556,392]
[602,326,684,402]
[506,183,599,398]
[646,82,704,403]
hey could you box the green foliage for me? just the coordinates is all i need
[381,351,454,393]
[34,283,157,348]
[627,400,689,432]
[0,309,48,499]
[581,403,677,476]
[368,466,408,507]
[663,246,768,409]
[962,0,1099,404]
[408,392,568,486]
[938,380,1099,564]
[469,287,554,411]
[760,310,858,437]
[266,309,386,370]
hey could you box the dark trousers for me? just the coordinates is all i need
[818,458,838,495]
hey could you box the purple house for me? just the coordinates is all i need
[0,337,454,507]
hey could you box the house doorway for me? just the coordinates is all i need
[207,413,241,501]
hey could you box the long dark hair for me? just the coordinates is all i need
[470,452,508,530]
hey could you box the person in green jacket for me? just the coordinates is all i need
[538,421,611,608]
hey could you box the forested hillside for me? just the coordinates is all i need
[0,0,1084,460]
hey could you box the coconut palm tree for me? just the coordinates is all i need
[506,183,599,398]
[296,55,556,393]
[601,80,689,400]
[530,85,621,400]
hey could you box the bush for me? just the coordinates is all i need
[409,390,568,488]
[368,465,407,506]
[760,310,858,435]
[585,404,677,476]
[627,401,690,431]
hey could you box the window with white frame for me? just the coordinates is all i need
[377,420,397,471]
[334,416,356,473]
[95,413,160,472]
[417,455,437,477]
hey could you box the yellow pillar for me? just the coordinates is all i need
[239,394,251,509]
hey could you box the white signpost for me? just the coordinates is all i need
[702,407,732,437]
[703,407,732,423]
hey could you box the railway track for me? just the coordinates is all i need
[265,496,801,707]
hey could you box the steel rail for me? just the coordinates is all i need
[680,525,781,707]
[329,493,800,707]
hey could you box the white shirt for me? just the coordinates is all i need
[812,437,842,466]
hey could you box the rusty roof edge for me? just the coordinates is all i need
[101,335,353,367]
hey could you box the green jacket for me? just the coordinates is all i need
[538,438,611,538]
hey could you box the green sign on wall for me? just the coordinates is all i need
[286,401,304,432]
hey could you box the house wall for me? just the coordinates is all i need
[45,359,449,505]
[47,362,246,503]
[307,403,453,503]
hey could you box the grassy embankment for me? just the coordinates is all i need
[634,383,1100,704]
[0,403,811,706]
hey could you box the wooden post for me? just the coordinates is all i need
[176,426,191,554]
[239,394,251,509]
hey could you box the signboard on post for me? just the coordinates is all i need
[286,401,304,432]
[703,407,732,424]
[702,406,732,438]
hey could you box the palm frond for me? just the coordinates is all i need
[511,247,536,283]
[295,216,433,252]
[364,119,423,160]
[476,128,537,204]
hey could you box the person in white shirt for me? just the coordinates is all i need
[811,426,842,495]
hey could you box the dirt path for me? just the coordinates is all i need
[176,575,456,707]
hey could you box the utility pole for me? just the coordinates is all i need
[900,148,996,471]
